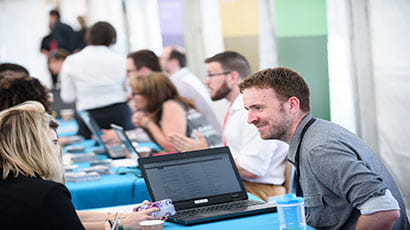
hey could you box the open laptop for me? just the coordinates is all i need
[138,147,277,225]
[110,124,143,161]
[77,111,126,159]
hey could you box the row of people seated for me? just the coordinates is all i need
[1,49,409,229]
[1,47,290,203]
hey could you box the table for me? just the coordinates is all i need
[67,172,149,210]
[90,195,315,230]
[63,138,159,210]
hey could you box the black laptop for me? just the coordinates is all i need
[110,124,143,161]
[138,147,277,225]
[77,111,126,159]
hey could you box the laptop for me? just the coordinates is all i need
[138,147,277,225]
[77,111,126,159]
[110,124,143,161]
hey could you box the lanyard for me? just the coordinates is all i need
[295,117,316,197]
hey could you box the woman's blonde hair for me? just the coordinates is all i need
[128,72,196,123]
[0,101,64,182]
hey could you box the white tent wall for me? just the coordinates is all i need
[85,0,128,55]
[258,0,279,70]
[0,0,55,88]
[184,0,227,124]
[370,0,410,212]
[328,0,410,213]
[124,0,162,54]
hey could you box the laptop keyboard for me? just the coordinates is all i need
[173,200,264,217]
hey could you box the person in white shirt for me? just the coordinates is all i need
[160,46,222,134]
[169,51,288,201]
[101,49,160,145]
[60,21,133,138]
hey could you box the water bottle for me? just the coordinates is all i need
[276,194,307,230]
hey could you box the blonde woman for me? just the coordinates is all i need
[0,101,83,229]
[0,101,158,230]
[129,72,222,152]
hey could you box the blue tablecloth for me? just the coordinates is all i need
[89,194,315,230]
[67,173,150,210]
[64,139,159,210]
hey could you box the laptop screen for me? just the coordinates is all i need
[139,147,245,208]
[77,111,105,147]
[111,124,141,159]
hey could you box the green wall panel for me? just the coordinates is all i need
[278,35,330,120]
[274,0,327,37]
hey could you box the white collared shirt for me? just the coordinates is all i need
[60,46,128,111]
[170,68,222,133]
[224,94,288,184]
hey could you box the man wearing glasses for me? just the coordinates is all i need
[170,51,289,201]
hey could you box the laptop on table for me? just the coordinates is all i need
[77,111,126,159]
[110,124,144,161]
[138,147,277,225]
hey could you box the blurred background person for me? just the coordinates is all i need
[0,75,51,113]
[60,21,133,139]
[74,16,87,51]
[126,49,161,78]
[129,72,222,152]
[47,9,78,53]
[0,63,30,79]
[101,49,160,145]
[48,48,70,88]
[160,46,222,134]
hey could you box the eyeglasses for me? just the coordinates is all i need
[131,91,142,96]
[126,69,138,74]
[207,71,232,78]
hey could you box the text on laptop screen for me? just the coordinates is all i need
[143,151,242,202]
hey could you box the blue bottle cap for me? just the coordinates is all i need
[276,193,304,205]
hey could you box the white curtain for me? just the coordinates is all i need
[0,0,55,88]
[184,0,227,124]
[327,0,410,212]
[124,0,162,54]
[258,0,279,69]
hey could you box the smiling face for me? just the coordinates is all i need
[243,87,293,142]
[204,62,232,101]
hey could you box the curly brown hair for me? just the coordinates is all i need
[0,76,51,113]
[239,67,311,112]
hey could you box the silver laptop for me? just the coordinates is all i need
[77,111,125,159]
[138,147,277,225]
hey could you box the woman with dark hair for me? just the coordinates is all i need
[0,76,51,113]
[129,72,222,152]
[60,21,133,138]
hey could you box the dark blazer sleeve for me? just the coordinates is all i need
[42,183,85,230]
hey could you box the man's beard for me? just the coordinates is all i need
[211,80,231,101]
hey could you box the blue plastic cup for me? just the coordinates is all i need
[276,194,307,230]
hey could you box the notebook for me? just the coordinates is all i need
[110,124,143,161]
[77,111,126,159]
[138,147,277,225]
